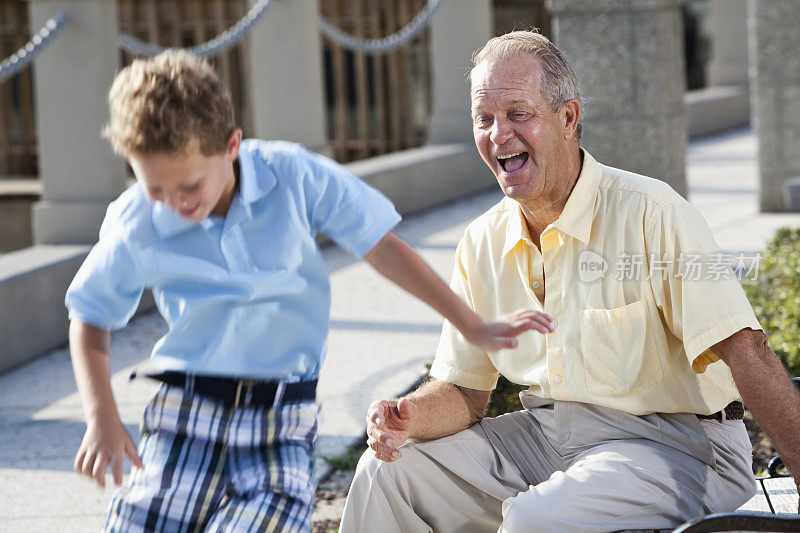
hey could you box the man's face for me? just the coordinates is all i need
[471,54,575,204]
[128,131,241,222]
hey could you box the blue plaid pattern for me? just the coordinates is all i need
[103,382,320,532]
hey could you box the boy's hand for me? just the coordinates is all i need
[74,415,143,488]
[366,397,419,462]
[463,309,556,352]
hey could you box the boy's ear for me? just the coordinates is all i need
[227,128,243,161]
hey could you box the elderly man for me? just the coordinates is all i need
[339,31,800,532]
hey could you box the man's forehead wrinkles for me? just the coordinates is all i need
[472,84,530,95]
[471,88,538,109]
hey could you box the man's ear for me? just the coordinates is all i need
[561,100,580,140]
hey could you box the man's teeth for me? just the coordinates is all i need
[497,151,528,172]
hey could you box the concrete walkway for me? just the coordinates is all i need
[1,128,799,531]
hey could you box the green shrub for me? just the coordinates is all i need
[743,227,800,377]
[485,374,528,418]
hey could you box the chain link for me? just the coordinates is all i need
[120,0,442,59]
[0,12,68,84]
[319,0,443,54]
[0,0,441,84]
[119,0,276,58]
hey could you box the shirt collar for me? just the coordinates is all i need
[502,201,535,257]
[502,149,602,256]
[551,149,602,244]
[152,140,277,239]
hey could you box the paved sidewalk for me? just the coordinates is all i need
[1,128,799,530]
[686,129,800,254]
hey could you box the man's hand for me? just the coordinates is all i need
[461,309,555,352]
[366,398,419,462]
[74,415,143,488]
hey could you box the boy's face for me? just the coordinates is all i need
[129,130,242,222]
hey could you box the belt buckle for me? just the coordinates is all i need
[234,379,259,409]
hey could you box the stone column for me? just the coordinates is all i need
[30,0,126,244]
[547,0,687,197]
[428,0,493,144]
[747,0,800,212]
[244,0,328,154]
[707,0,749,87]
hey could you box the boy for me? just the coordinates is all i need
[66,51,555,532]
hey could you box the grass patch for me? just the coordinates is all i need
[320,448,364,472]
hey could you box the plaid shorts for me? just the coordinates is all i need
[103,381,320,532]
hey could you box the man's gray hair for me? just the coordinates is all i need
[470,30,584,141]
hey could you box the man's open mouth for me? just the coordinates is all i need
[497,152,529,173]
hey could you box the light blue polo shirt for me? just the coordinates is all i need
[65,140,401,380]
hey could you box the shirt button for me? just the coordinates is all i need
[532,281,541,288]
[551,320,558,328]
[554,375,562,383]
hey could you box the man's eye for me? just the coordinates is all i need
[510,112,528,121]
[475,116,493,126]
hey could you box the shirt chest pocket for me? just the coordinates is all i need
[579,300,663,397]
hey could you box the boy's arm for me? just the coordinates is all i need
[363,232,554,352]
[69,320,143,488]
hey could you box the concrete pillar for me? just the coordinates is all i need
[707,0,749,87]
[245,0,328,154]
[547,0,688,197]
[748,0,800,212]
[30,0,126,244]
[428,0,493,144]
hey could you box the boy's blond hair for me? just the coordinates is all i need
[103,50,235,157]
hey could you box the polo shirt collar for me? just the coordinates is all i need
[152,141,277,239]
[501,149,602,256]
[237,142,277,209]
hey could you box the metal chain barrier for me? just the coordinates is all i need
[319,0,443,54]
[119,0,276,58]
[0,12,68,84]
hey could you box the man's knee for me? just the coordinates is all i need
[501,470,615,533]
[352,442,427,489]
[499,481,566,533]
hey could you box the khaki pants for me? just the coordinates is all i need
[340,395,755,533]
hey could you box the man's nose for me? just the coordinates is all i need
[490,118,514,145]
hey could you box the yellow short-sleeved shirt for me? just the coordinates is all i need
[430,150,762,416]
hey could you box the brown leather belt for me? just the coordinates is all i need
[696,401,744,422]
